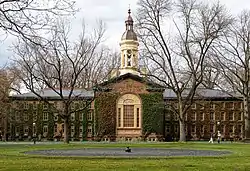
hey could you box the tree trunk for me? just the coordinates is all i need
[243,96,250,140]
[64,117,70,143]
[3,113,7,141]
[179,119,186,142]
[178,100,186,142]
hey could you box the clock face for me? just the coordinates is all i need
[127,50,132,54]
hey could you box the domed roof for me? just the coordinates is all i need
[121,9,137,41]
[121,30,137,41]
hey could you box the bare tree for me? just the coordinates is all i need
[136,0,232,141]
[0,66,21,141]
[212,10,250,140]
[77,48,120,89]
[0,0,76,42]
[12,20,105,143]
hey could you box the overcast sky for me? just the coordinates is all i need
[0,0,249,66]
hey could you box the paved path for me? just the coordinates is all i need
[25,148,232,157]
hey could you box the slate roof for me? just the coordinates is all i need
[10,89,94,100]
[9,82,238,101]
[163,88,237,99]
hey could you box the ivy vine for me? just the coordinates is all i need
[140,93,164,137]
[94,92,119,140]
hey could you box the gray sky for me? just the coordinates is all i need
[0,0,250,66]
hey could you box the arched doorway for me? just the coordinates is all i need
[116,94,142,140]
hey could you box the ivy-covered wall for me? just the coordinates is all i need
[8,100,91,141]
[94,92,119,140]
[140,93,164,138]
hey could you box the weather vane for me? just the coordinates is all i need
[128,4,131,14]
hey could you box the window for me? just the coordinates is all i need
[71,125,75,136]
[234,102,241,109]
[221,112,225,121]
[53,101,57,108]
[56,102,62,109]
[33,111,37,121]
[227,102,234,109]
[81,102,85,109]
[117,94,141,129]
[191,125,196,133]
[222,102,225,109]
[229,125,234,133]
[136,108,140,127]
[166,125,170,133]
[74,102,79,110]
[33,102,37,109]
[210,112,215,121]
[54,113,58,121]
[71,126,75,133]
[200,125,204,134]
[79,113,83,121]
[191,112,196,121]
[229,112,234,121]
[123,105,134,127]
[79,126,83,137]
[127,50,132,66]
[43,125,48,134]
[165,102,171,109]
[24,112,29,121]
[43,103,48,110]
[43,112,48,121]
[24,102,29,109]
[24,126,29,135]
[71,113,75,121]
[200,103,204,109]
[87,125,92,137]
[201,112,205,121]
[87,111,92,121]
[220,125,225,133]
[15,112,20,121]
[210,103,214,110]
[238,112,242,121]
[118,108,121,127]
[238,125,242,133]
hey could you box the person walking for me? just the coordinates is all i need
[208,133,213,143]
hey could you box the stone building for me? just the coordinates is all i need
[4,9,244,142]
[164,89,243,141]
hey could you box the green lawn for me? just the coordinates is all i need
[0,142,249,171]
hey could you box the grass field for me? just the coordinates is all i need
[0,142,249,171]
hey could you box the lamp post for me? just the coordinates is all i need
[217,121,221,143]
[217,121,220,131]
[33,122,36,144]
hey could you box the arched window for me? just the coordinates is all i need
[127,50,132,67]
[117,94,141,128]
